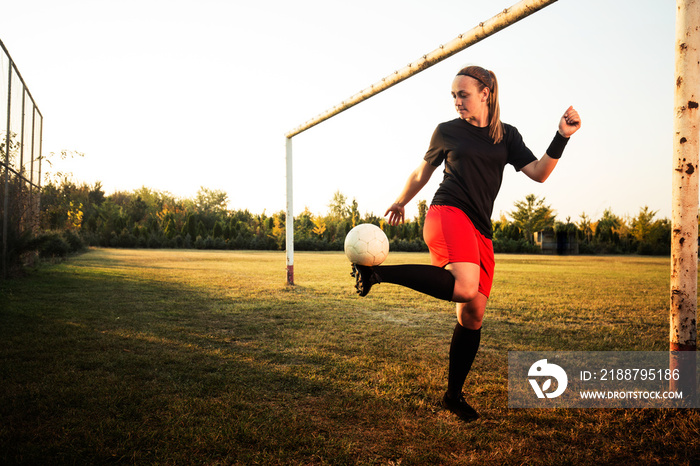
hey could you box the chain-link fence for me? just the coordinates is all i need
[1,39,43,278]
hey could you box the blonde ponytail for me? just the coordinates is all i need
[487,70,503,144]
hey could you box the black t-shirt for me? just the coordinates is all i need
[424,118,537,239]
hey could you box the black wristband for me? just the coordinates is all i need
[546,131,569,160]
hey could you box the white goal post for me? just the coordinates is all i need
[670,0,699,395]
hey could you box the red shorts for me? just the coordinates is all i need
[423,205,495,298]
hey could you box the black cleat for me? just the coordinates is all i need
[350,264,381,297]
[441,392,479,422]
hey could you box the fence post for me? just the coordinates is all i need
[2,57,13,279]
[670,0,699,400]
[36,116,43,230]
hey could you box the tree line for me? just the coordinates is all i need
[28,176,672,259]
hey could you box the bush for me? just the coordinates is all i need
[147,233,163,249]
[577,241,597,255]
[0,229,87,275]
[390,239,428,252]
[113,229,137,248]
[62,230,85,253]
[294,237,324,251]
[80,231,101,247]
[492,238,540,254]
[637,241,670,256]
[33,232,72,258]
[2,229,36,272]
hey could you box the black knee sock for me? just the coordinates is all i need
[373,264,455,301]
[446,324,481,398]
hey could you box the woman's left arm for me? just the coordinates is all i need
[521,106,581,182]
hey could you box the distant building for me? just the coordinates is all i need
[535,230,579,255]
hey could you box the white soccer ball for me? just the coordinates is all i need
[344,223,389,266]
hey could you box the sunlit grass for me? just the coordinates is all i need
[0,249,697,465]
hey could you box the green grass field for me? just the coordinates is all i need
[1,249,698,465]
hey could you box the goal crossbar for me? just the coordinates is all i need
[285,0,559,139]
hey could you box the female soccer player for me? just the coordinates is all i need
[351,65,581,422]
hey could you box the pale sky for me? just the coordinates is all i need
[1,0,680,223]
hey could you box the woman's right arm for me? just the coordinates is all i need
[385,160,438,225]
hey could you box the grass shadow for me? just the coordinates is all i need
[0,249,698,465]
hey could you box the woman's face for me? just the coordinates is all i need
[451,75,489,124]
